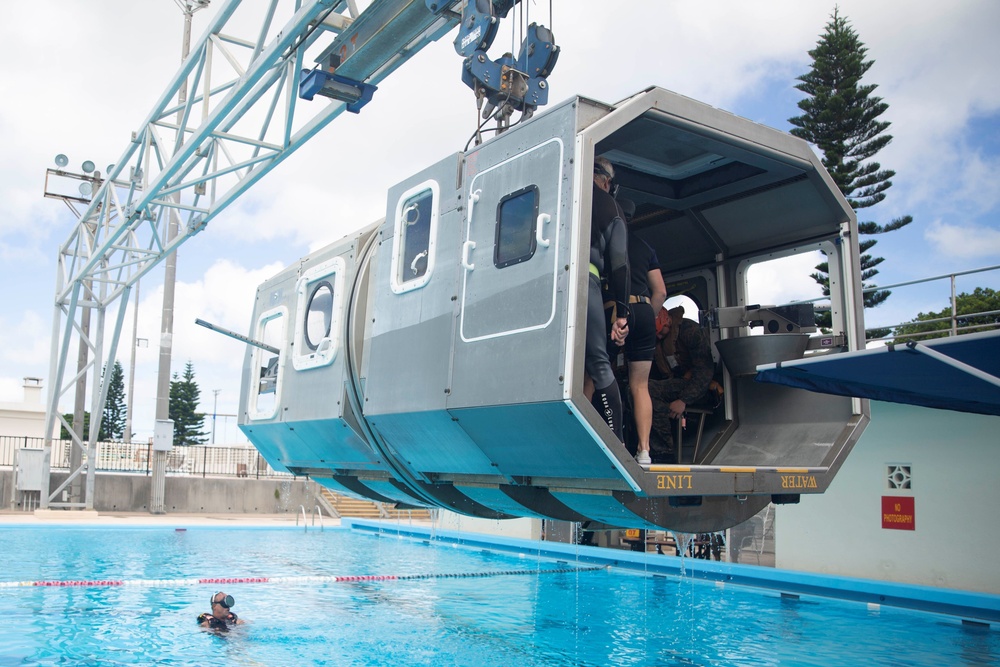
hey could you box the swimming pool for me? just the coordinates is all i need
[1,519,997,666]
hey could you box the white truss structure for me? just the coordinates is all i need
[41,0,466,508]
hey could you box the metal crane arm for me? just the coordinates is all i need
[41,0,525,510]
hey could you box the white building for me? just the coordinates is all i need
[778,400,1000,595]
[0,378,47,439]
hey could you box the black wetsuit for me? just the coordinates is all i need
[586,184,630,440]
[616,233,659,363]
[198,611,239,630]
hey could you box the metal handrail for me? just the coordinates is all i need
[867,320,1000,343]
[781,264,1000,342]
[790,263,1000,305]
[0,437,295,477]
[863,264,1000,294]
[312,504,324,531]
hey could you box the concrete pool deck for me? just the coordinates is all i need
[0,510,769,563]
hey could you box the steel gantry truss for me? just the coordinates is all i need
[40,0,480,509]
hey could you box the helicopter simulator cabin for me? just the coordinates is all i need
[239,87,868,532]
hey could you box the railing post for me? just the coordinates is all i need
[951,274,958,337]
[202,445,208,478]
[145,441,151,476]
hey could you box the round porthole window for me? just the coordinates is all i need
[304,281,333,351]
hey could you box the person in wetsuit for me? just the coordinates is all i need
[615,199,667,465]
[585,157,630,441]
[198,591,245,631]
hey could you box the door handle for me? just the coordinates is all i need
[536,213,551,248]
[462,240,476,270]
[467,188,481,223]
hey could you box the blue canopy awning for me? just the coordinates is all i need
[755,330,1000,417]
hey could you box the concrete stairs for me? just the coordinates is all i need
[318,487,433,521]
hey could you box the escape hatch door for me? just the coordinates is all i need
[458,137,563,343]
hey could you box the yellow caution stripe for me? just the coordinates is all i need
[644,465,823,474]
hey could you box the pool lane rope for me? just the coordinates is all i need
[0,564,607,589]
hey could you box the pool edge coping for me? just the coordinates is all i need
[343,518,1000,625]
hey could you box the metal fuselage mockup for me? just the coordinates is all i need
[238,87,869,532]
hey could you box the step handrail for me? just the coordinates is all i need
[316,490,341,518]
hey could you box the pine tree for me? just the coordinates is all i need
[102,361,127,441]
[169,360,208,446]
[788,8,913,334]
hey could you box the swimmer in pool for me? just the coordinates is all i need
[197,591,245,630]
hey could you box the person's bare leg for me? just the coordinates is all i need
[584,374,595,401]
[629,360,653,460]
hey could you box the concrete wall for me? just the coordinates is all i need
[2,470,317,515]
[777,401,1000,594]
[434,513,541,540]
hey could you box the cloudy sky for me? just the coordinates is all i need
[1,0,997,443]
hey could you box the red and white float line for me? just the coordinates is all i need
[0,564,606,589]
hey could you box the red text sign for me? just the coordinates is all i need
[882,496,915,530]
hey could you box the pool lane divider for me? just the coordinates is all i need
[0,564,607,589]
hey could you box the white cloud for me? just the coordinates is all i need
[925,220,1000,260]
[745,252,826,307]
[950,151,1000,217]
[103,258,284,442]
[0,377,26,403]
[0,311,51,401]
[0,258,284,437]
[836,0,1000,225]
[0,3,179,239]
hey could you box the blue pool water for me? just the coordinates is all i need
[0,522,997,666]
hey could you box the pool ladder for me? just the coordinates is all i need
[296,504,325,531]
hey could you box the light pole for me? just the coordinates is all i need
[43,155,104,508]
[151,0,211,514]
[125,335,148,444]
[211,389,220,444]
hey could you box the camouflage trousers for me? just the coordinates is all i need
[648,377,685,461]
